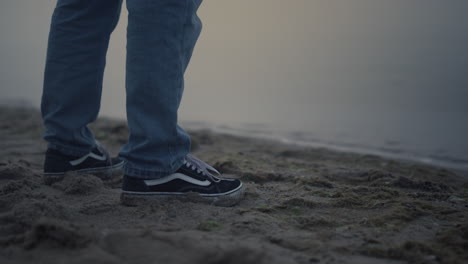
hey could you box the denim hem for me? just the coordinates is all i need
[123,158,186,179]
[48,142,92,157]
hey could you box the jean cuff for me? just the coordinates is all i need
[122,157,186,179]
[48,142,92,157]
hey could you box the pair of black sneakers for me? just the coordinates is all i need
[43,144,243,206]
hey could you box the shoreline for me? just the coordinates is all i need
[183,122,468,175]
[1,106,467,263]
[2,100,466,174]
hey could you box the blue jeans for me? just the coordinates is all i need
[41,0,203,178]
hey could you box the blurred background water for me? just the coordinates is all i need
[1,0,467,171]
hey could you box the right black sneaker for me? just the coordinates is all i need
[121,154,243,207]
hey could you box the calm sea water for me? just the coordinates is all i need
[1,0,467,171]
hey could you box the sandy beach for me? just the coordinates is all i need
[0,105,466,264]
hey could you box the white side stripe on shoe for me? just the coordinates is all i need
[69,152,107,166]
[144,173,211,187]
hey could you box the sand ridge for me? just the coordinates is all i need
[0,106,467,264]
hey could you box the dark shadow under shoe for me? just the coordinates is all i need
[43,144,124,185]
[121,154,244,207]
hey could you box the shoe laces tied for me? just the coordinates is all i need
[183,154,221,182]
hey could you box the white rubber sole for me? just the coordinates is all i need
[120,183,244,207]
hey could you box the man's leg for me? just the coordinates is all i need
[120,0,243,206]
[41,0,123,156]
[120,0,203,178]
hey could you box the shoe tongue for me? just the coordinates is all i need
[91,147,103,156]
[90,144,112,166]
[93,141,110,158]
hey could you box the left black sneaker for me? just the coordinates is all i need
[43,142,124,185]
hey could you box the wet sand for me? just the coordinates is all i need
[0,106,467,264]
